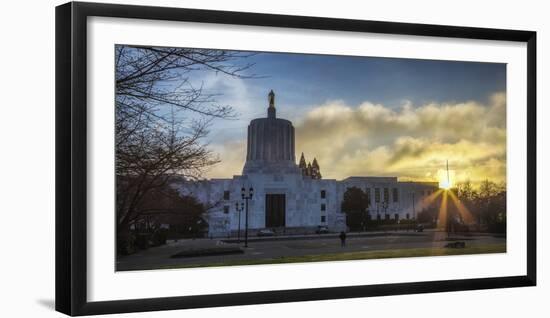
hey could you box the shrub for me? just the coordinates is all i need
[135,233,151,250]
[117,232,136,255]
[151,230,167,246]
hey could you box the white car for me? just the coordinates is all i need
[257,229,275,237]
[316,226,330,234]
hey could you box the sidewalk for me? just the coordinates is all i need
[221,230,427,243]
[221,229,504,243]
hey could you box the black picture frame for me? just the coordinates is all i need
[55,1,537,316]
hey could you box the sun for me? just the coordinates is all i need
[437,168,455,190]
[439,179,452,190]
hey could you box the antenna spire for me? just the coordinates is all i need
[446,160,450,187]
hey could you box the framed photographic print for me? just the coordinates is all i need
[55,1,536,316]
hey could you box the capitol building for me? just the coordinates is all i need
[179,91,438,237]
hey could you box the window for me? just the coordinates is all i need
[321,215,326,223]
[393,188,399,202]
[383,188,389,203]
[320,190,326,199]
[223,190,230,200]
[375,188,380,203]
[365,188,371,206]
[321,203,326,211]
[223,205,229,214]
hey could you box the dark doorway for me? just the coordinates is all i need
[265,194,286,227]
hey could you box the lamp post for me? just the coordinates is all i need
[235,202,244,243]
[410,191,416,232]
[363,201,371,232]
[241,186,254,248]
[382,201,388,220]
[411,191,416,219]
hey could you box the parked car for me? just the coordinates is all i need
[416,224,424,232]
[257,229,275,237]
[316,226,330,234]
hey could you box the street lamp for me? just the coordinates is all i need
[363,206,368,232]
[410,191,416,220]
[410,191,417,232]
[235,201,244,243]
[382,201,388,220]
[241,186,254,247]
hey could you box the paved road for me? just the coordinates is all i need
[116,231,505,271]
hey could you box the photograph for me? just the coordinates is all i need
[1,0,544,317]
[115,45,507,271]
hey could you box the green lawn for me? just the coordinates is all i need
[158,243,506,269]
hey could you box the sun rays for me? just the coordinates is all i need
[447,190,475,223]
[412,187,475,237]
[424,189,475,235]
[419,189,443,208]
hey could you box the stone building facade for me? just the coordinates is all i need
[177,91,438,237]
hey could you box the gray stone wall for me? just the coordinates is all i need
[243,117,296,175]
[177,175,439,237]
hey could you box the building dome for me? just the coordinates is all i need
[242,90,300,174]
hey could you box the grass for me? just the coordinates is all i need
[157,243,506,270]
[171,246,243,258]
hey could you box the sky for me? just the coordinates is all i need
[185,50,506,186]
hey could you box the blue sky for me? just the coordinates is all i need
[240,53,505,108]
[181,50,507,184]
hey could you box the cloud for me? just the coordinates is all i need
[203,140,247,179]
[202,91,506,185]
[294,92,506,184]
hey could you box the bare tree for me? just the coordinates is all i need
[115,45,256,234]
[478,179,498,199]
[456,179,476,201]
[454,179,506,233]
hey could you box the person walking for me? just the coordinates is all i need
[339,231,347,247]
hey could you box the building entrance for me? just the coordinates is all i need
[265,194,286,228]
